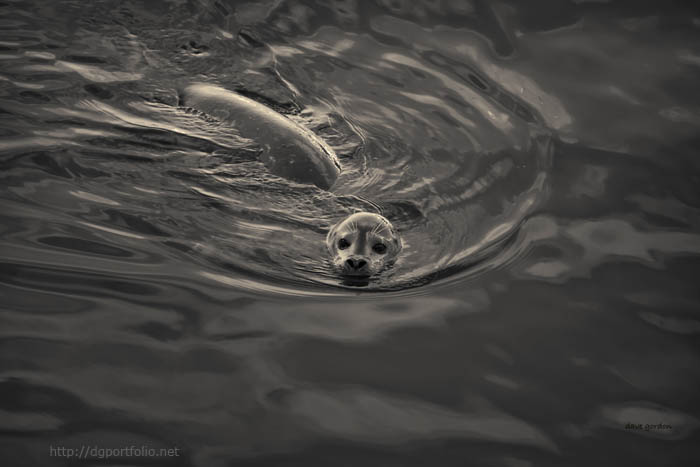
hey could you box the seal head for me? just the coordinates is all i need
[326,212,402,277]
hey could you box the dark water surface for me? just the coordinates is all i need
[2,0,700,465]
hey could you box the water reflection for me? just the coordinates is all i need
[1,0,700,465]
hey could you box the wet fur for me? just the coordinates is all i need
[326,212,401,277]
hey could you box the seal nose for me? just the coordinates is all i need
[345,258,367,271]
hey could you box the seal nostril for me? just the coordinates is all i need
[345,258,367,270]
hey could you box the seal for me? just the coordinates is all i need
[326,212,402,277]
[179,83,341,190]
[180,84,402,278]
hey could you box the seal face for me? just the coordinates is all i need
[326,212,402,277]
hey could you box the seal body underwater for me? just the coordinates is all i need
[179,83,402,277]
[180,83,341,190]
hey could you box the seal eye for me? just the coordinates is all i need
[338,238,350,250]
[372,243,387,254]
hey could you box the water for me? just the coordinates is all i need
[1,0,699,465]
